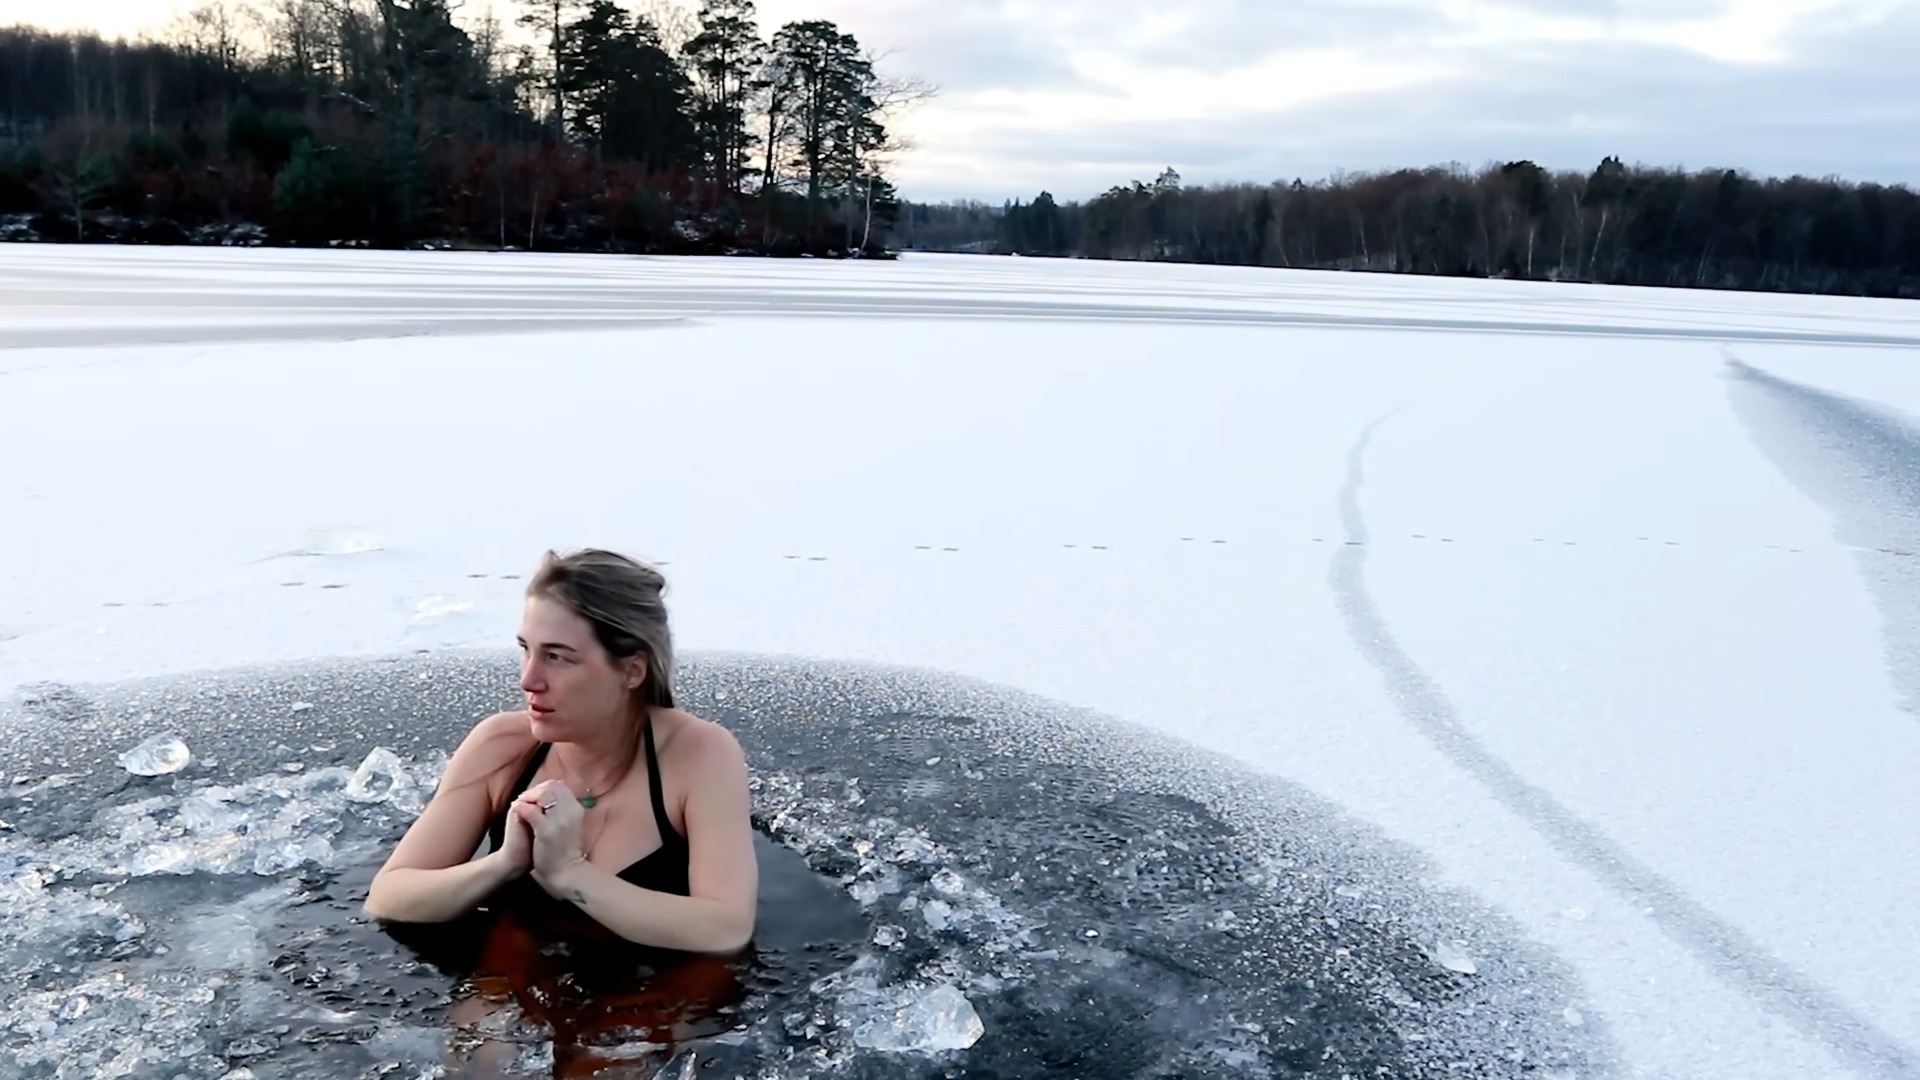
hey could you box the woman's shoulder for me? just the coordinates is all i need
[656,708,747,777]
[444,709,542,784]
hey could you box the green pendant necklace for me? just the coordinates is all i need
[560,748,627,810]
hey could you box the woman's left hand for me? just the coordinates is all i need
[512,779,588,890]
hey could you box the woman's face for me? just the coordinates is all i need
[517,594,639,740]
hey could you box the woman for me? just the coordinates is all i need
[365,547,759,954]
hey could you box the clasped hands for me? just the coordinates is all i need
[502,778,593,895]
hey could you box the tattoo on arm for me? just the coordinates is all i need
[570,889,587,907]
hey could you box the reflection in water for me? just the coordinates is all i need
[379,832,867,1077]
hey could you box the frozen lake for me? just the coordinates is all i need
[2,245,1919,1079]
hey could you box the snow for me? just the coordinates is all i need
[5,244,1920,1078]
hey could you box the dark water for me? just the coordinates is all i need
[0,650,1616,1079]
[2,806,863,1078]
[324,832,865,1077]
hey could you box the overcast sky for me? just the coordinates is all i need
[15,0,1920,204]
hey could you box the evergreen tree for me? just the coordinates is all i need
[682,0,761,198]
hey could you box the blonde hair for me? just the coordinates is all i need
[526,548,675,709]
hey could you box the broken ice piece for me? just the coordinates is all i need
[1426,939,1478,975]
[851,984,984,1053]
[119,733,191,776]
[345,747,426,812]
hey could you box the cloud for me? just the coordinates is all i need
[868,0,1920,202]
[753,0,1101,93]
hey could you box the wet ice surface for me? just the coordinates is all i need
[0,651,1611,1078]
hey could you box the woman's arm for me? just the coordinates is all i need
[366,849,524,922]
[533,727,759,953]
[364,712,533,923]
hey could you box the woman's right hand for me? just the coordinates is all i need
[496,803,535,874]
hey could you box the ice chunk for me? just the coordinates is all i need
[345,747,427,812]
[119,734,191,776]
[179,790,246,834]
[921,898,955,931]
[1426,939,1479,975]
[364,1025,446,1066]
[851,983,984,1053]
[184,907,268,972]
[929,868,966,896]
[254,835,334,876]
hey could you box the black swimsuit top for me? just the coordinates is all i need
[485,717,692,898]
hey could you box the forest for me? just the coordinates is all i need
[0,0,926,254]
[934,159,1920,298]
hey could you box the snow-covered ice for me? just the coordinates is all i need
[3,244,1920,1079]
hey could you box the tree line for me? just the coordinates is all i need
[920,160,1920,298]
[6,5,1914,300]
[0,0,930,253]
